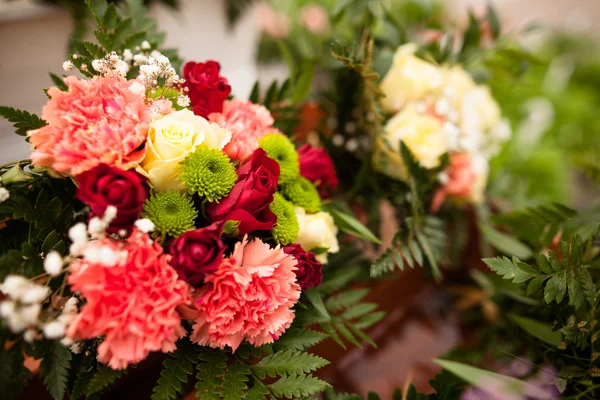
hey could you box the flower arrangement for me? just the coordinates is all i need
[0,2,383,399]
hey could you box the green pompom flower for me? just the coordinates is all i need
[280,176,322,213]
[142,190,197,238]
[258,134,299,185]
[270,193,299,245]
[180,147,237,202]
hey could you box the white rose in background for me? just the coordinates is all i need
[460,85,502,134]
[140,109,231,192]
[379,43,444,113]
[373,104,448,181]
[294,207,339,264]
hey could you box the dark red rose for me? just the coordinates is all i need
[283,244,323,290]
[75,164,148,234]
[206,149,279,235]
[298,144,339,198]
[183,60,231,118]
[168,222,226,288]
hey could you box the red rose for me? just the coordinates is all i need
[168,222,226,288]
[283,244,323,290]
[206,149,279,235]
[75,164,148,234]
[183,60,231,118]
[298,144,339,198]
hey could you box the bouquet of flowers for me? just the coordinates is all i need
[0,2,383,399]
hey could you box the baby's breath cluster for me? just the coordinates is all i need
[91,51,130,77]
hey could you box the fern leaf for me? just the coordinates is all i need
[195,352,227,399]
[0,106,46,136]
[268,374,329,398]
[246,381,269,400]
[483,256,538,284]
[221,362,250,400]
[152,344,196,400]
[86,364,123,396]
[326,289,369,312]
[275,328,328,351]
[251,351,329,379]
[39,341,72,400]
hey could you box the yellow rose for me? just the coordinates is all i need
[460,85,501,134]
[373,104,448,181]
[294,207,339,264]
[380,43,444,113]
[140,109,231,192]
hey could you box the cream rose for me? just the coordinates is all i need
[294,207,339,264]
[373,104,448,181]
[140,109,231,191]
[460,85,501,134]
[380,43,444,114]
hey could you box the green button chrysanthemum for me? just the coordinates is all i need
[180,147,237,202]
[142,190,198,238]
[258,134,299,185]
[280,176,322,213]
[270,193,299,245]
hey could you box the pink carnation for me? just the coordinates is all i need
[29,75,151,176]
[191,236,300,351]
[209,99,275,161]
[66,229,191,369]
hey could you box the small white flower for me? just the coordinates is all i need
[103,205,118,223]
[44,251,63,276]
[42,320,66,339]
[19,303,41,326]
[60,336,74,347]
[70,342,82,354]
[0,275,29,299]
[68,223,88,244]
[63,297,79,314]
[62,61,74,72]
[0,300,15,318]
[437,171,450,185]
[434,98,450,116]
[176,95,190,108]
[140,64,160,77]
[123,49,133,62]
[20,284,50,304]
[0,187,9,203]
[92,59,105,72]
[129,80,146,96]
[87,217,106,238]
[134,218,155,233]
[141,40,151,50]
[114,60,130,76]
[98,246,119,266]
[118,229,128,237]
[23,329,36,343]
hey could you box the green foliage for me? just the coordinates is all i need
[508,314,562,347]
[195,352,228,400]
[224,0,256,27]
[0,339,31,400]
[251,350,329,378]
[274,328,329,351]
[268,373,330,398]
[483,234,593,309]
[37,341,72,400]
[0,106,46,136]
[323,204,381,244]
[152,341,197,400]
[86,364,124,396]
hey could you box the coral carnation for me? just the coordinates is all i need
[66,229,190,369]
[191,236,300,350]
[29,75,151,176]
[209,99,276,161]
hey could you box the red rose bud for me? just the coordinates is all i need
[298,144,339,198]
[183,60,231,118]
[283,244,323,290]
[206,149,279,236]
[168,222,226,288]
[75,164,148,234]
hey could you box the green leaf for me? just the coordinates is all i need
[483,256,537,284]
[428,369,464,399]
[526,276,547,296]
[326,289,369,312]
[195,352,227,400]
[324,206,381,244]
[268,374,329,398]
[152,343,197,400]
[290,62,315,104]
[252,350,329,379]
[434,360,550,399]
[508,314,562,347]
[0,106,46,136]
[102,3,120,30]
[275,328,328,351]
[399,141,428,183]
[39,341,72,400]
[248,81,260,103]
[305,288,330,320]
[246,381,269,400]
[0,340,31,400]
[86,364,123,396]
[487,4,501,38]
[480,224,533,259]
[544,272,567,304]
[49,74,68,91]
[221,362,249,400]
[277,41,296,79]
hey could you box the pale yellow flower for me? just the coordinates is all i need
[294,207,339,264]
[373,104,448,181]
[140,109,231,191]
[379,43,444,113]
